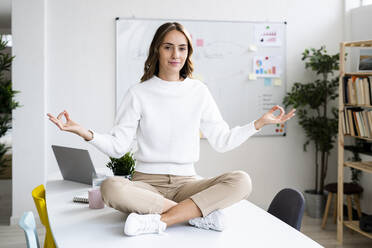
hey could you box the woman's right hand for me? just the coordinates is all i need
[47,110,93,141]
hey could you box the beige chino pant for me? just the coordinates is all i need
[100,170,252,217]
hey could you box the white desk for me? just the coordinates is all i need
[46,180,322,248]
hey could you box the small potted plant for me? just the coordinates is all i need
[106,152,136,179]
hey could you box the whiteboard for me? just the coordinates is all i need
[116,18,287,136]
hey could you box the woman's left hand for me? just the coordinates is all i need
[254,105,296,130]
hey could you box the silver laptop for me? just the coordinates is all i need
[52,145,96,185]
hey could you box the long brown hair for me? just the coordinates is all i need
[140,22,194,82]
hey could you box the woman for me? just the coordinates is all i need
[47,22,295,236]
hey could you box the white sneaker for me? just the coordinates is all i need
[124,213,167,236]
[188,209,225,231]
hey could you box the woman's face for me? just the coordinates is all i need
[158,30,188,78]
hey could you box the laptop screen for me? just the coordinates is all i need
[52,145,96,185]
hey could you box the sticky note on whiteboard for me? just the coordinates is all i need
[273,78,282,86]
[264,78,272,86]
[248,45,257,52]
[196,39,204,47]
[248,73,257,80]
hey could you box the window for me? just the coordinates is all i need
[362,0,372,5]
[0,35,12,47]
[346,0,372,11]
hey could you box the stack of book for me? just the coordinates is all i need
[73,191,89,204]
[343,76,372,105]
[342,108,372,137]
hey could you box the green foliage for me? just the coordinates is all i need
[302,47,340,75]
[0,143,10,165]
[106,152,136,176]
[349,152,362,184]
[283,46,340,194]
[347,139,365,184]
[0,35,20,170]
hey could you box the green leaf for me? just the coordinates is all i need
[0,35,20,171]
[106,152,136,176]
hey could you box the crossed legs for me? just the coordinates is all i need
[101,170,252,228]
[161,198,202,227]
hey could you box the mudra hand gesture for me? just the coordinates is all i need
[47,110,93,140]
[254,105,296,130]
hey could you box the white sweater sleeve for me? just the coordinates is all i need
[86,89,140,158]
[200,87,260,153]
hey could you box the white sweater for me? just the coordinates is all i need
[87,76,260,176]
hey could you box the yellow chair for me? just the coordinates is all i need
[32,185,56,248]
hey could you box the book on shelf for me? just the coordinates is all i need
[359,112,367,137]
[344,112,350,134]
[368,111,372,137]
[356,78,362,104]
[344,107,372,138]
[363,111,371,137]
[342,111,347,134]
[353,111,362,136]
[364,78,371,105]
[352,77,358,104]
[346,109,355,136]
[345,108,362,136]
[343,76,371,105]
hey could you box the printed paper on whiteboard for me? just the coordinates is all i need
[255,24,282,47]
[253,56,281,78]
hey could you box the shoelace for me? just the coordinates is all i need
[194,215,217,229]
[138,216,161,233]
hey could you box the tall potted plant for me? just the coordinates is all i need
[283,46,339,218]
[0,35,20,173]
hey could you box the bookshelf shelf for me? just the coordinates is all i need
[338,39,372,244]
[344,40,372,47]
[344,134,372,141]
[344,104,372,108]
[344,161,372,173]
[345,72,372,77]
[344,221,372,239]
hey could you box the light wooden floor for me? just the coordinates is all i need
[1,179,371,248]
[0,180,45,248]
[0,224,45,248]
[301,213,372,247]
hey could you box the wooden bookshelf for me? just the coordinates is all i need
[344,104,372,108]
[345,72,372,77]
[338,40,372,243]
[344,161,372,173]
[344,145,372,156]
[344,134,372,142]
[344,221,372,239]
[344,40,372,47]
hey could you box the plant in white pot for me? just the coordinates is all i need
[283,46,340,218]
[106,152,136,179]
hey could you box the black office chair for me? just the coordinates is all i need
[267,188,305,231]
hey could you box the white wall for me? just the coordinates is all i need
[12,0,346,222]
[12,0,46,224]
